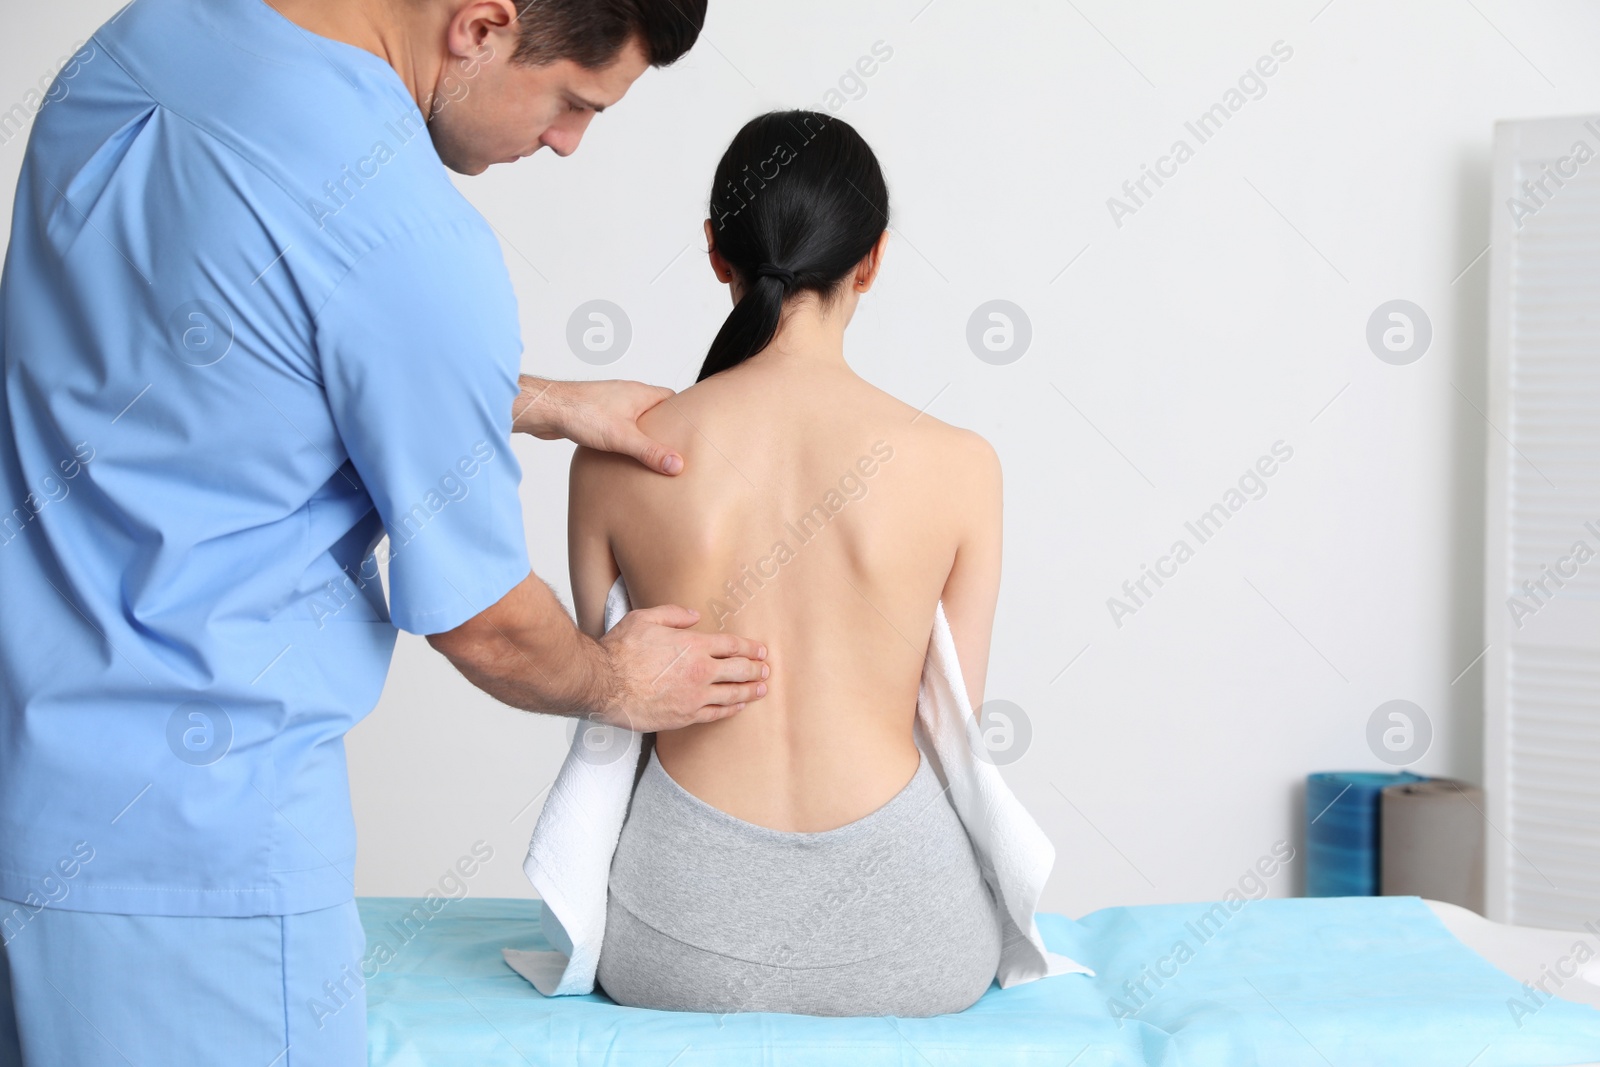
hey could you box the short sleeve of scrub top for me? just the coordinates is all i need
[315,221,531,635]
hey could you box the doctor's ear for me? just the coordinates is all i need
[703,219,734,285]
[445,0,520,62]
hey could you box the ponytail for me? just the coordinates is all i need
[698,272,788,382]
[696,111,889,383]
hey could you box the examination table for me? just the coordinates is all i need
[357,895,1600,1066]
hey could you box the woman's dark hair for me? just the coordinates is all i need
[697,111,889,382]
[513,0,706,69]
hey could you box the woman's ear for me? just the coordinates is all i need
[703,219,733,285]
[854,230,891,292]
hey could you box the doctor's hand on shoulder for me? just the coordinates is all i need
[512,375,685,476]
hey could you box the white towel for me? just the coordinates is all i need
[503,576,1093,995]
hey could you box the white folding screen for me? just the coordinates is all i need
[1485,114,1600,928]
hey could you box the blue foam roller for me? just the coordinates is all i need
[1306,771,1424,897]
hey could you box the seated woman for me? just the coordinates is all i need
[569,111,1006,1017]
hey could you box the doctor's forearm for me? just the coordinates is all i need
[427,572,614,719]
[428,572,769,732]
[510,375,568,439]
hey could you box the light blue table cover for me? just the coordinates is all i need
[359,896,1600,1066]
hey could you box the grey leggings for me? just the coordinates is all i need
[596,746,1003,1017]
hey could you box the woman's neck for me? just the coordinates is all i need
[742,294,854,374]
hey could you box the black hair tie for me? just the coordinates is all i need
[755,263,796,287]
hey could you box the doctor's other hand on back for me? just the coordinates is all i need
[0,1,758,1066]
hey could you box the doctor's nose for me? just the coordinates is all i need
[540,114,595,158]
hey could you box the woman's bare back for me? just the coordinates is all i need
[569,352,1001,831]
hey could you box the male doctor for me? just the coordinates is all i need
[0,0,768,1062]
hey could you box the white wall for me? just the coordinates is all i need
[5,0,1599,917]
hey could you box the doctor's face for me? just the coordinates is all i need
[426,31,650,175]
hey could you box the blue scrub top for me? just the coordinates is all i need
[0,0,532,917]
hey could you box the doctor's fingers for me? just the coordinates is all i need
[701,680,768,711]
[692,648,769,686]
[699,632,768,663]
[694,700,748,724]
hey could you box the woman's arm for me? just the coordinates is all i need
[568,445,624,638]
[938,431,1004,715]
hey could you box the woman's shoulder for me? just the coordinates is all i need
[571,386,707,484]
[569,382,732,509]
[857,380,1001,480]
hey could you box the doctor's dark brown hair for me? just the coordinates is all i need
[512,0,707,68]
[698,111,890,383]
